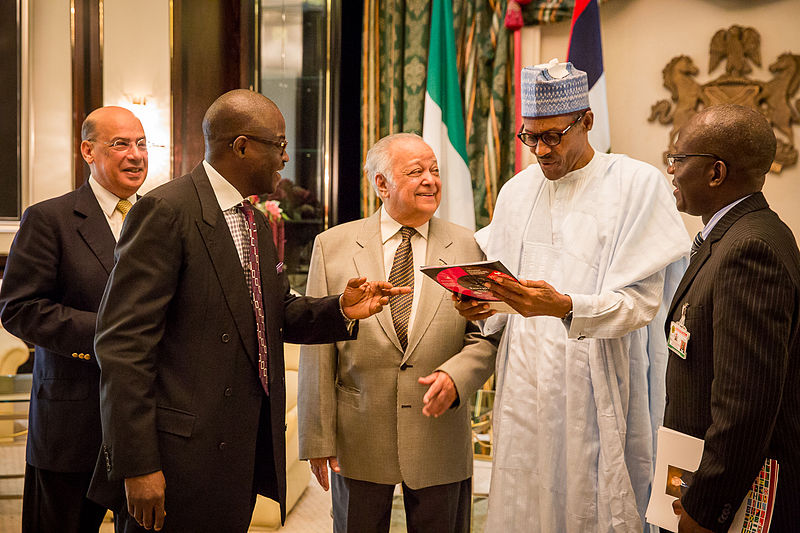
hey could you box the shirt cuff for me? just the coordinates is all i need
[564,293,590,340]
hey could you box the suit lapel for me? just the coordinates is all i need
[668,193,770,317]
[353,212,404,351]
[191,165,258,366]
[74,183,116,274]
[404,217,453,361]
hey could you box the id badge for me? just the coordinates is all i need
[668,303,690,359]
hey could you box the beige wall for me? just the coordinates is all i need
[103,0,171,194]
[532,0,800,238]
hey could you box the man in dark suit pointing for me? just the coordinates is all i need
[663,104,800,532]
[0,106,148,532]
[88,89,407,532]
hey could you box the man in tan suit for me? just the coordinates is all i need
[298,133,497,532]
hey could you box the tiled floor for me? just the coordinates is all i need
[0,444,490,533]
[0,442,25,533]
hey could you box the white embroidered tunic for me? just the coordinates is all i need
[479,152,690,532]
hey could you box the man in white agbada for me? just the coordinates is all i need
[455,60,690,532]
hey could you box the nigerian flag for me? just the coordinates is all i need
[423,0,475,230]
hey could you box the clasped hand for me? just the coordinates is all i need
[453,277,571,319]
[340,276,411,319]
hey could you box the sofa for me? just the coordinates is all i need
[0,326,29,376]
[0,326,31,443]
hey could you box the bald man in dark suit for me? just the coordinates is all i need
[0,106,148,532]
[87,89,407,533]
[663,104,800,532]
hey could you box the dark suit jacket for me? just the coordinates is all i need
[0,183,115,473]
[664,193,800,532]
[88,164,354,532]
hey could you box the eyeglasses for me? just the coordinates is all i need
[229,135,288,153]
[517,111,586,148]
[666,153,723,167]
[91,138,148,152]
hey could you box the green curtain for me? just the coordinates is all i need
[454,0,515,227]
[361,0,431,217]
[361,0,515,228]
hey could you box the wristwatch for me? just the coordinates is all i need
[562,295,573,321]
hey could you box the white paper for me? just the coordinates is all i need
[646,426,704,532]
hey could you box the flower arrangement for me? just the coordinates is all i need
[248,179,321,266]
[248,195,284,224]
[267,178,321,221]
[248,195,285,261]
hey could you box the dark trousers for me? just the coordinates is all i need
[22,463,108,533]
[331,472,472,533]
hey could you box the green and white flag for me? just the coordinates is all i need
[423,0,475,230]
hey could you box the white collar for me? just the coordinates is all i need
[550,150,600,188]
[701,195,752,240]
[88,175,137,217]
[203,160,246,211]
[379,206,429,244]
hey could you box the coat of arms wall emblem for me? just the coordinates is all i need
[649,26,800,173]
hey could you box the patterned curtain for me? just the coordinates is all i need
[361,0,515,228]
[518,0,573,25]
[454,0,515,227]
[361,0,432,217]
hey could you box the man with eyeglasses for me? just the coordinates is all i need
[663,104,800,533]
[0,106,148,532]
[454,59,689,532]
[85,89,407,532]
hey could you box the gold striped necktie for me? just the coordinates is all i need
[388,226,415,351]
[115,199,133,220]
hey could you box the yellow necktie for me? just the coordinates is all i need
[116,199,132,220]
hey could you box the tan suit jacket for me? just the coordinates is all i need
[298,212,497,489]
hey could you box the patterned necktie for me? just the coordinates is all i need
[388,226,415,351]
[239,200,270,395]
[115,199,132,220]
[690,231,705,258]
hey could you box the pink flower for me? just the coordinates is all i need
[261,200,283,221]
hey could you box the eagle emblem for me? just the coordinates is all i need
[649,26,800,173]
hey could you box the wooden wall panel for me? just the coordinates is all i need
[0,0,20,219]
[71,0,103,190]
[171,0,254,178]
